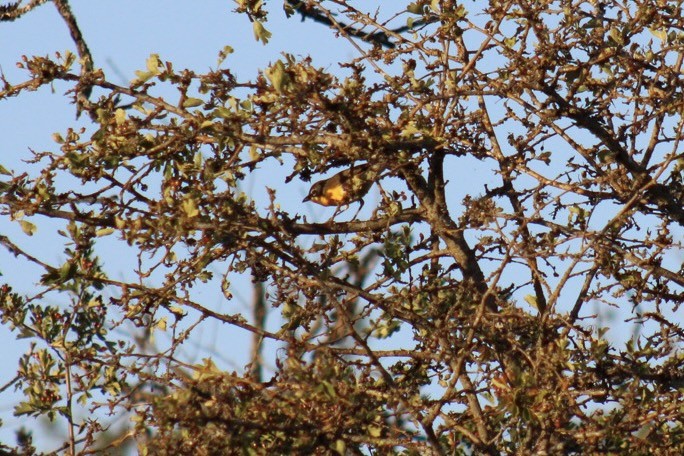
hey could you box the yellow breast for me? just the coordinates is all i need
[310,186,346,206]
[324,185,348,203]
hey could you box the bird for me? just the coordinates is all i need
[303,163,376,212]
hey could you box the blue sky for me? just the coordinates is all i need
[0,0,355,449]
[2,0,682,452]
[3,2,463,451]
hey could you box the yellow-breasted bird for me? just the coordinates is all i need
[303,163,376,210]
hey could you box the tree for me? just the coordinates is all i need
[1,0,684,454]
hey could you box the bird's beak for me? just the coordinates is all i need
[302,194,311,202]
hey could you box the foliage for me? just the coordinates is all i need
[1,0,684,454]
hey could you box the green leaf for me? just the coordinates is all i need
[253,21,272,44]
[20,220,37,236]
[133,70,156,83]
[608,27,623,45]
[213,107,232,119]
[322,381,337,398]
[265,60,289,93]
[14,401,34,417]
[249,145,260,161]
[182,197,199,218]
[155,317,167,331]
[96,228,115,237]
[183,97,204,108]
[146,53,162,73]
[334,439,346,455]
[503,36,517,48]
[407,2,423,14]
[598,149,617,163]
[132,54,162,83]
[58,262,77,281]
[649,28,668,42]
[400,121,420,137]
[368,425,382,438]
[217,45,234,67]
[169,306,186,318]
[114,108,126,125]
[633,421,656,440]
[524,294,538,309]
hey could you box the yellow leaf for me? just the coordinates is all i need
[182,198,199,218]
[265,60,289,93]
[156,317,167,331]
[96,228,115,237]
[217,45,234,67]
[169,306,186,318]
[249,145,260,161]
[253,21,272,44]
[368,426,382,438]
[649,28,667,42]
[146,53,161,73]
[334,440,346,455]
[20,220,36,236]
[183,98,204,108]
[133,70,155,83]
[407,3,423,14]
[114,108,126,125]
